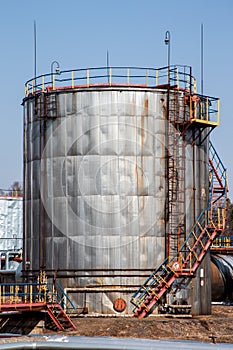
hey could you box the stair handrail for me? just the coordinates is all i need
[46,283,76,315]
[131,258,169,307]
[209,141,227,187]
[53,282,77,314]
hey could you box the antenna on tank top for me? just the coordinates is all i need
[107,50,110,84]
[201,23,204,95]
[34,20,37,92]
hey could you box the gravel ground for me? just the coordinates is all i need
[0,305,232,345]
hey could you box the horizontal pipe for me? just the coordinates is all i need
[65,287,137,293]
[22,268,155,272]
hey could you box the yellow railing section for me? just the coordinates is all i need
[24,65,197,97]
[0,283,56,308]
[212,236,233,248]
[189,94,220,127]
[210,208,226,229]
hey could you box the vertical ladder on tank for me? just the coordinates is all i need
[36,93,58,272]
[166,91,186,262]
[36,92,58,119]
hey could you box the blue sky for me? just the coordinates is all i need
[0,0,233,197]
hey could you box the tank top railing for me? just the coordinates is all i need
[24,65,196,97]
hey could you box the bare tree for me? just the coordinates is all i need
[9,181,23,197]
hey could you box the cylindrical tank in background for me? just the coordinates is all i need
[211,254,233,302]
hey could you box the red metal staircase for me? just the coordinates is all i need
[45,281,77,330]
[46,303,76,331]
[131,142,227,318]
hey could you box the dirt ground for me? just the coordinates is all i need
[49,305,233,344]
[0,305,233,345]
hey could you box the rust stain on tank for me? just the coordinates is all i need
[135,163,145,203]
[135,97,149,199]
[140,98,149,146]
[131,96,136,116]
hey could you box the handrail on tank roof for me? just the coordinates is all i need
[24,65,220,127]
[24,65,198,97]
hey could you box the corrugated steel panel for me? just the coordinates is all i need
[0,197,23,251]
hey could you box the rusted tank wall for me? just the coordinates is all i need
[23,87,210,315]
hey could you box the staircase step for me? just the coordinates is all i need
[46,304,76,330]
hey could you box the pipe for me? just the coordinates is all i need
[0,250,21,272]
[0,336,226,349]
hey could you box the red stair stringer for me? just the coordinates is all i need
[46,304,76,331]
[131,211,222,318]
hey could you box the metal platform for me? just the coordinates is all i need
[0,281,76,331]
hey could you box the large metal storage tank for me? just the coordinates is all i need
[23,66,210,315]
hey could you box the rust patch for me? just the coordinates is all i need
[160,97,167,118]
[144,98,148,114]
[141,98,149,146]
[135,164,144,195]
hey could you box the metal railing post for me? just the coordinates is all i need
[190,95,193,121]
[52,73,55,90]
[127,68,130,85]
[176,68,179,89]
[146,69,148,86]
[30,284,33,304]
[24,285,27,303]
[42,76,45,92]
[206,97,209,122]
[194,79,197,93]
[217,99,220,125]
[156,69,158,86]
[86,69,90,87]
[110,68,112,86]
[72,71,74,88]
